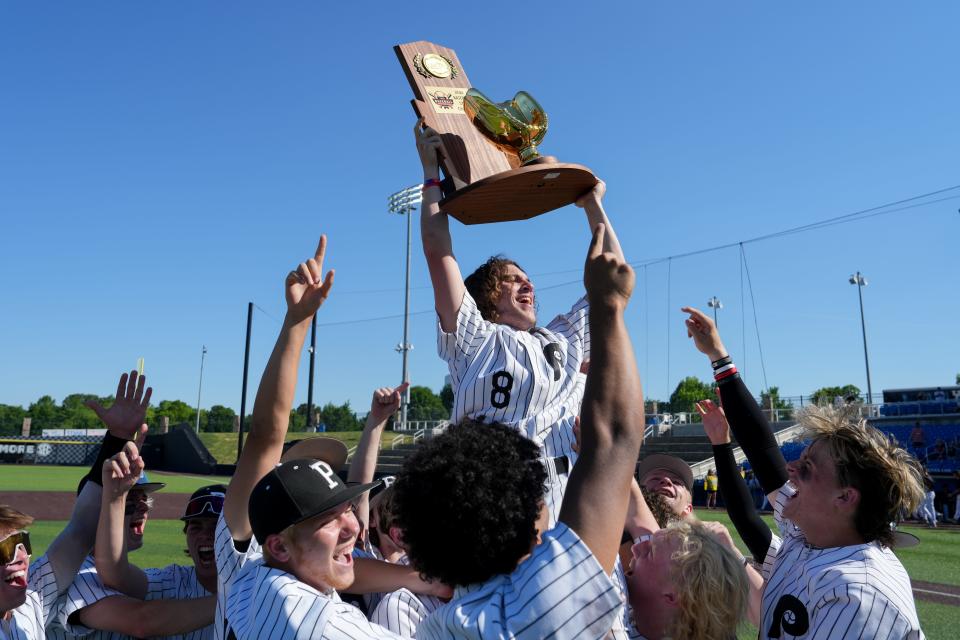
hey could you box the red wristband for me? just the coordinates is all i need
[422,178,442,191]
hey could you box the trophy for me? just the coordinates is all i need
[395,41,597,225]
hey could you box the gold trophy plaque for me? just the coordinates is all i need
[395,41,597,225]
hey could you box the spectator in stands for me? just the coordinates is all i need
[704,468,719,509]
[932,438,947,461]
[910,422,926,450]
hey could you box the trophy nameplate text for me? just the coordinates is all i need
[395,41,597,225]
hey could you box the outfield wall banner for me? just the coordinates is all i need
[0,436,101,465]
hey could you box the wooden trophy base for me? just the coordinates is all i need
[440,162,597,225]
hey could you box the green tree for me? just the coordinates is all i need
[206,405,237,433]
[155,399,195,427]
[27,395,61,433]
[956,373,959,385]
[0,404,27,436]
[60,394,104,430]
[318,402,361,432]
[668,377,715,415]
[440,383,453,415]
[809,385,861,406]
[407,386,447,421]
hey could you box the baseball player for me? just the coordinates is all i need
[393,223,645,638]
[344,384,445,633]
[0,370,151,640]
[683,305,926,639]
[213,234,407,640]
[636,453,695,523]
[47,474,219,640]
[414,121,626,525]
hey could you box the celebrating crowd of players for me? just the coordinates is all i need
[0,122,928,639]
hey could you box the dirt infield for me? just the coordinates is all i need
[911,580,960,606]
[0,491,189,520]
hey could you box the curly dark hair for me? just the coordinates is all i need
[393,419,546,587]
[464,256,524,323]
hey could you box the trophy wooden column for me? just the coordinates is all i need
[395,41,596,225]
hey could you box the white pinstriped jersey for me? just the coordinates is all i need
[369,587,443,637]
[213,514,402,640]
[415,523,622,639]
[213,514,261,640]
[1,553,58,640]
[609,556,644,640]
[439,291,589,523]
[760,485,923,639]
[47,555,213,640]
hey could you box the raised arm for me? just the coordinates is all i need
[576,181,624,262]
[697,399,773,563]
[349,382,407,534]
[415,120,465,332]
[76,594,215,638]
[559,224,643,573]
[45,371,153,599]
[95,430,150,597]
[223,234,335,541]
[683,306,787,505]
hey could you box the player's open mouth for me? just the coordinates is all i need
[130,520,146,537]
[333,545,354,567]
[783,481,799,504]
[3,569,27,589]
[197,545,214,566]
[517,295,533,306]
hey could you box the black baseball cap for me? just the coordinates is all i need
[181,484,226,521]
[248,458,380,545]
[637,454,694,491]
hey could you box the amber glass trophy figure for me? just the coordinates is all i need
[395,41,597,225]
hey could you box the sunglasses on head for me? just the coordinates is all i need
[0,531,31,565]
[182,494,224,520]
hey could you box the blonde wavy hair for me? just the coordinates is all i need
[663,521,748,640]
[0,505,33,533]
[798,405,924,547]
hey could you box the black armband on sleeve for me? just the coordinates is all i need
[76,432,129,495]
[716,373,788,494]
[713,443,772,563]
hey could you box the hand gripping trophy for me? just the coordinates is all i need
[395,41,597,224]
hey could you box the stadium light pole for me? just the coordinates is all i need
[707,296,723,328]
[388,184,422,432]
[849,272,873,403]
[195,345,207,434]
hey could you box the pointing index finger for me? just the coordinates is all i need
[314,234,328,263]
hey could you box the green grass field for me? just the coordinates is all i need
[199,430,410,465]
[0,465,229,493]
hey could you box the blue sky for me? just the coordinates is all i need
[2,1,958,416]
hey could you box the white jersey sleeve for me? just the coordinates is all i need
[144,563,210,601]
[48,556,122,637]
[370,588,442,638]
[417,523,622,639]
[214,513,262,640]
